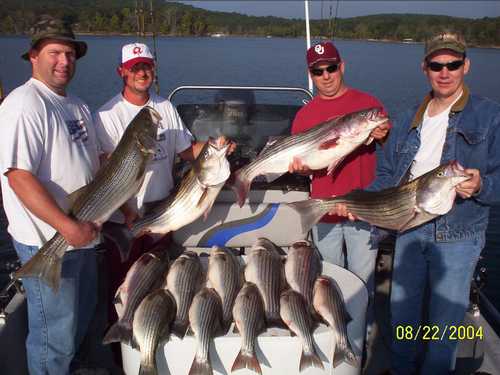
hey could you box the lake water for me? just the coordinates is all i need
[1,35,500,312]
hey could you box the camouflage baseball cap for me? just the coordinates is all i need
[424,31,466,59]
[21,17,87,60]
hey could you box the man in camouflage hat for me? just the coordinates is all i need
[0,16,100,374]
[333,30,500,374]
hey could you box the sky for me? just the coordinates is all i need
[178,1,500,20]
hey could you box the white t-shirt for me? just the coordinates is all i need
[0,78,100,246]
[94,92,193,222]
[410,94,462,180]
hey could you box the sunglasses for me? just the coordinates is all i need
[310,64,339,76]
[426,60,464,72]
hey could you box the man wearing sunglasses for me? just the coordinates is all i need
[334,31,500,374]
[290,41,390,325]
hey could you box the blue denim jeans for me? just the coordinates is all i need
[14,240,98,375]
[390,222,483,375]
[313,220,377,294]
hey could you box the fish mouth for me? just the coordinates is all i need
[367,108,389,127]
[208,136,231,154]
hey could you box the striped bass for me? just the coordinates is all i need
[207,246,243,332]
[232,108,388,206]
[164,251,204,337]
[188,287,224,375]
[313,276,360,368]
[231,282,266,375]
[280,289,324,372]
[287,161,470,233]
[132,288,176,375]
[284,240,322,305]
[15,107,161,292]
[108,136,231,257]
[103,250,169,345]
[244,238,285,326]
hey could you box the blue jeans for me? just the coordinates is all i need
[14,240,98,375]
[313,220,377,294]
[390,222,483,375]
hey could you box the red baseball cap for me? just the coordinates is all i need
[306,41,341,68]
[120,42,154,70]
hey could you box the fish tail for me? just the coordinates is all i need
[102,320,132,345]
[138,363,157,375]
[15,249,62,293]
[171,320,190,338]
[232,169,252,207]
[333,346,360,368]
[188,355,213,375]
[287,199,329,234]
[299,349,324,372]
[102,222,134,262]
[231,349,262,375]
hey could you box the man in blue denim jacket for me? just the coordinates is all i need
[334,31,500,374]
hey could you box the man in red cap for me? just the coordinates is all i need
[290,41,390,323]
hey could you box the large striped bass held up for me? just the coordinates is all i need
[132,288,176,375]
[287,161,471,234]
[164,251,204,337]
[15,107,161,292]
[107,136,232,258]
[103,250,169,345]
[232,108,388,206]
[313,276,359,368]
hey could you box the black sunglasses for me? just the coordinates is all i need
[310,64,339,76]
[427,60,464,72]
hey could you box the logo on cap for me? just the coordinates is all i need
[133,46,143,55]
[314,45,325,55]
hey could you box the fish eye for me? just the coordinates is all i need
[437,171,445,177]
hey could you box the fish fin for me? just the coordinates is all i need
[397,211,420,232]
[327,157,345,175]
[112,287,122,305]
[231,349,262,375]
[197,188,209,208]
[299,349,324,371]
[286,199,328,234]
[232,323,239,334]
[15,247,63,293]
[263,172,284,183]
[185,325,195,337]
[333,346,360,368]
[203,195,216,221]
[102,321,132,345]
[138,364,157,375]
[131,334,140,350]
[318,137,339,150]
[231,169,251,207]
[258,136,284,156]
[66,185,89,210]
[102,222,134,262]
[365,136,374,145]
[188,355,213,375]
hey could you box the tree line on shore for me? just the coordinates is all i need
[1,0,499,47]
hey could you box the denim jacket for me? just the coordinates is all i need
[370,86,500,242]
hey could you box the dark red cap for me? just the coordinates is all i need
[306,41,341,68]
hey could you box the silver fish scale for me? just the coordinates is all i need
[317,278,354,358]
[190,288,223,363]
[75,147,148,221]
[281,290,316,354]
[242,120,340,178]
[133,289,175,368]
[167,253,203,328]
[120,253,169,327]
[233,283,265,354]
[245,249,282,322]
[285,244,322,304]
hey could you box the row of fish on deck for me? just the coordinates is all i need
[108,237,359,375]
[14,104,469,294]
